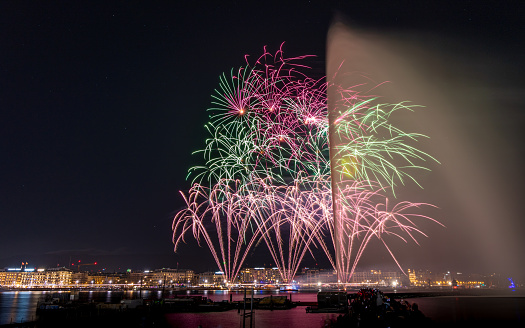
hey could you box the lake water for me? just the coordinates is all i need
[1,289,523,327]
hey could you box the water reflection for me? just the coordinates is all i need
[0,291,41,325]
[1,289,522,326]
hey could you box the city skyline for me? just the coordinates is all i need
[0,259,516,288]
[0,262,506,289]
[1,1,524,281]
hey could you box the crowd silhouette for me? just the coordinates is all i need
[320,288,431,327]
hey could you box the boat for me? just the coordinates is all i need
[36,296,67,313]
[159,296,233,312]
[258,296,294,309]
[306,291,348,313]
[279,284,299,291]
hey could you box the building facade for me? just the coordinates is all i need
[0,267,72,287]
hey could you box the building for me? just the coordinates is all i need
[198,271,225,286]
[71,272,89,284]
[406,269,486,287]
[238,267,281,284]
[0,264,493,289]
[296,268,403,286]
[139,269,195,287]
[350,270,403,286]
[0,267,72,287]
[296,268,338,285]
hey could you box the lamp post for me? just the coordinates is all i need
[161,273,166,297]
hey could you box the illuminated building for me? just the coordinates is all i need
[71,272,89,284]
[296,269,402,286]
[147,268,195,287]
[87,274,107,285]
[408,269,417,286]
[126,269,195,287]
[239,267,281,284]
[41,267,72,286]
[406,269,486,288]
[198,271,225,286]
[128,271,145,284]
[296,268,338,285]
[0,267,72,287]
[349,270,403,286]
[0,265,493,288]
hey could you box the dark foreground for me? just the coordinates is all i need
[1,288,523,328]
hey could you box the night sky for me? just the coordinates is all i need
[1,1,523,280]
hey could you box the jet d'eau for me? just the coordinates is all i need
[172,43,442,284]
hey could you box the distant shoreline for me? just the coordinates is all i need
[1,286,522,297]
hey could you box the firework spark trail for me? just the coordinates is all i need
[191,57,435,191]
[246,176,331,283]
[173,174,438,283]
[337,190,439,282]
[331,100,437,192]
[286,176,440,282]
[188,47,331,186]
[172,180,265,282]
[173,45,440,283]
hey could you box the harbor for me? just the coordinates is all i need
[1,287,524,327]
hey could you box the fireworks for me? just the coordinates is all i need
[173,44,439,283]
[189,45,330,185]
[173,179,263,282]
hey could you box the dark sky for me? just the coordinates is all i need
[1,1,523,279]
